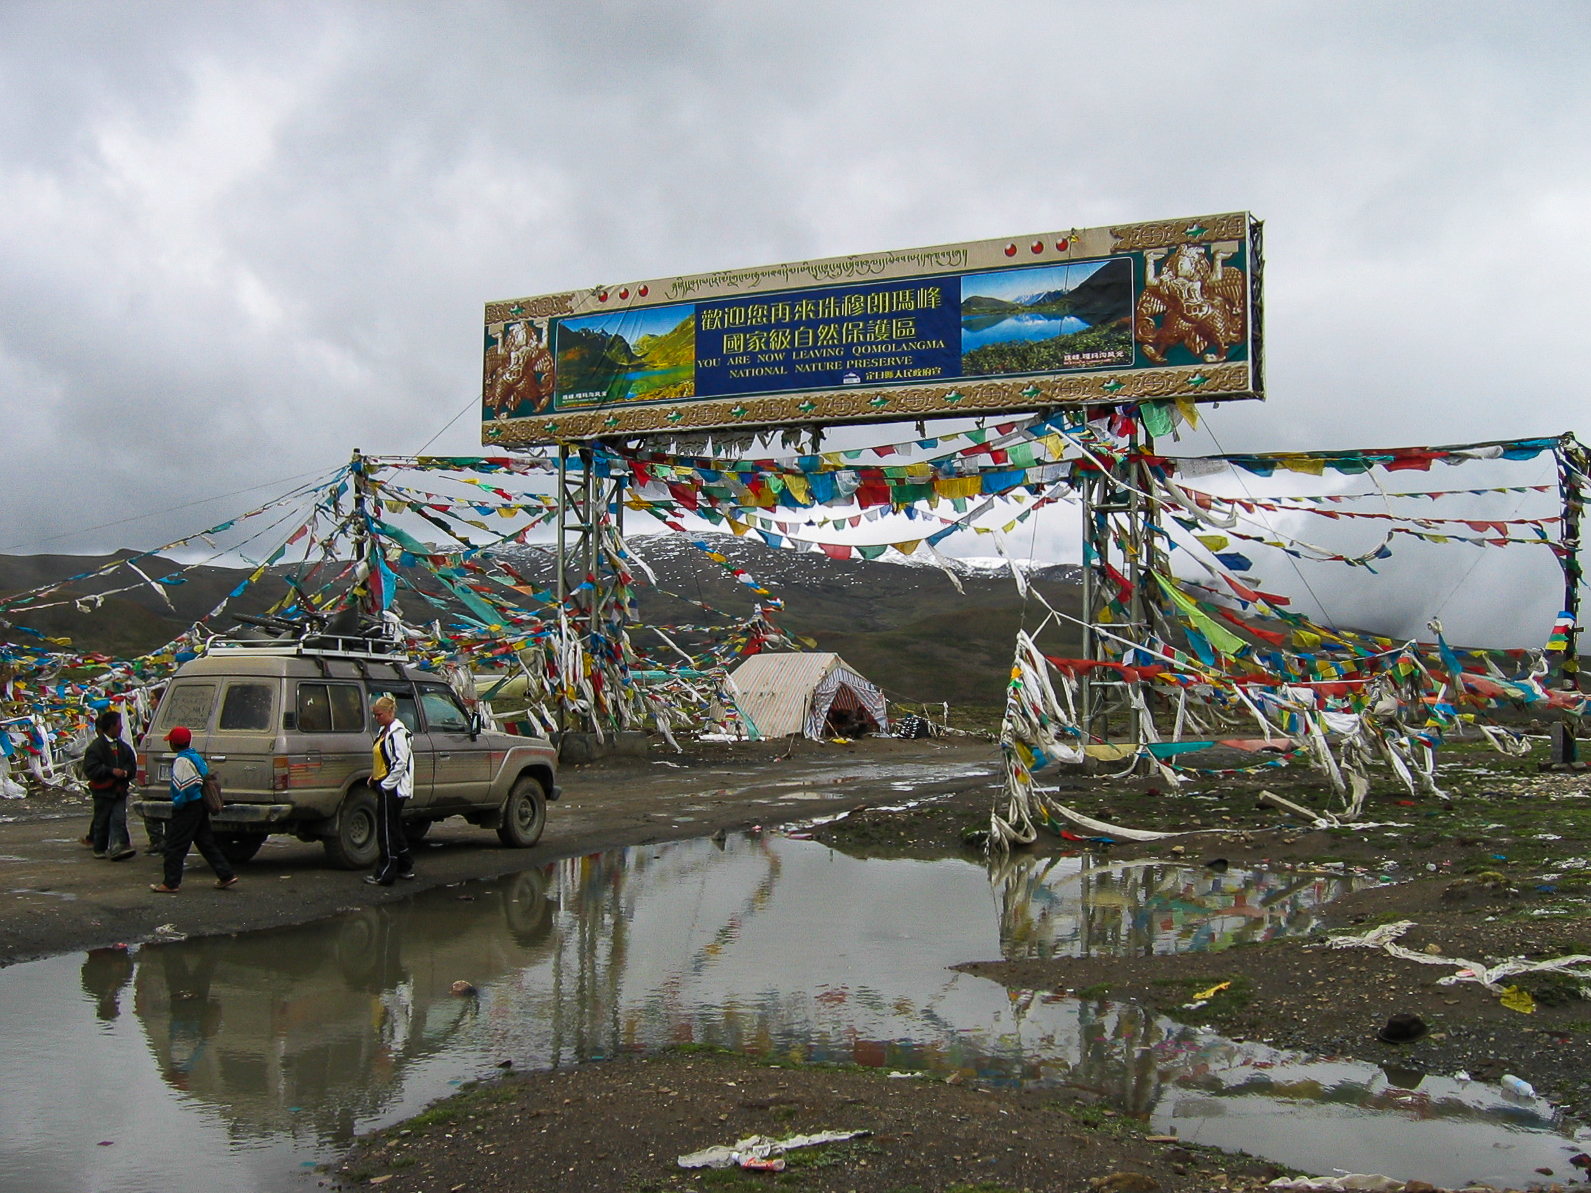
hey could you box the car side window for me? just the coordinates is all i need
[328,684,365,733]
[419,687,469,734]
[297,683,366,733]
[218,683,274,731]
[368,686,419,735]
[297,684,332,734]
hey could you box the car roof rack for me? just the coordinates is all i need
[206,635,411,662]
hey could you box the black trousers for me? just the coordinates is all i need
[164,801,235,888]
[372,785,412,883]
[89,791,130,853]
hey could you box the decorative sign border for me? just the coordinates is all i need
[483,213,1261,446]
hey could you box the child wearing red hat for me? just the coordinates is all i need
[150,726,238,894]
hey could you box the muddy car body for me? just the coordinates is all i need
[132,646,559,869]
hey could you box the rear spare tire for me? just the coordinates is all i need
[496,775,547,848]
[323,788,380,870]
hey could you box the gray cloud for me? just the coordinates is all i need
[2,0,1587,629]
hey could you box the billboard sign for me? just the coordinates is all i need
[483,212,1261,445]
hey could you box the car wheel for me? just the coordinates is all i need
[323,788,381,870]
[212,832,265,864]
[496,775,547,848]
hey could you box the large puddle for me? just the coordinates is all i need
[2,835,1584,1192]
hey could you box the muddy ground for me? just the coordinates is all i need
[8,728,1591,1191]
[812,738,1591,1124]
[333,1049,1291,1193]
[0,734,1000,967]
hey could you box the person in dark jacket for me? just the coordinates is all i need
[82,709,137,861]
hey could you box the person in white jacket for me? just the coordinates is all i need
[365,695,415,886]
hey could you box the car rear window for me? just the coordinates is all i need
[218,683,274,731]
[156,683,217,733]
[297,683,365,733]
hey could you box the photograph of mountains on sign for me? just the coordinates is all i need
[482,212,1261,446]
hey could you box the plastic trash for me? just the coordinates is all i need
[678,1130,869,1170]
[1500,1074,1535,1098]
[1499,985,1536,1014]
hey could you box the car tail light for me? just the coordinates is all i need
[136,756,147,786]
[273,755,290,792]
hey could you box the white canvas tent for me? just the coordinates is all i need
[728,652,887,740]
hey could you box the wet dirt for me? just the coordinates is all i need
[7,732,1591,1192]
[335,1051,1291,1193]
[5,831,1587,1192]
[0,736,998,967]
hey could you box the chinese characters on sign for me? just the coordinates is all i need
[695,280,958,398]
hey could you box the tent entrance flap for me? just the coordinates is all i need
[806,669,886,739]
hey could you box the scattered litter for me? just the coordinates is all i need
[1253,791,1413,833]
[1189,981,1231,1004]
[1050,802,1201,843]
[1500,1074,1536,1099]
[1325,919,1591,995]
[885,1071,920,1079]
[450,980,477,996]
[678,1130,869,1171]
[1267,1177,1402,1192]
[1498,985,1536,1014]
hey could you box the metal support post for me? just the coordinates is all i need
[1554,435,1585,764]
[1078,417,1167,750]
[553,443,631,734]
[349,447,375,616]
[1559,435,1584,692]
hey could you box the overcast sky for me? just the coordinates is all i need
[2,1,1588,597]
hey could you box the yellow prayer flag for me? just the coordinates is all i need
[1277,455,1326,476]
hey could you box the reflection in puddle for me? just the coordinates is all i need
[0,836,1581,1193]
[991,854,1373,958]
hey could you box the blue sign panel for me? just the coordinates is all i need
[693,276,963,398]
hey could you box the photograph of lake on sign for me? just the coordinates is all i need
[960,256,1133,375]
[553,303,696,407]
